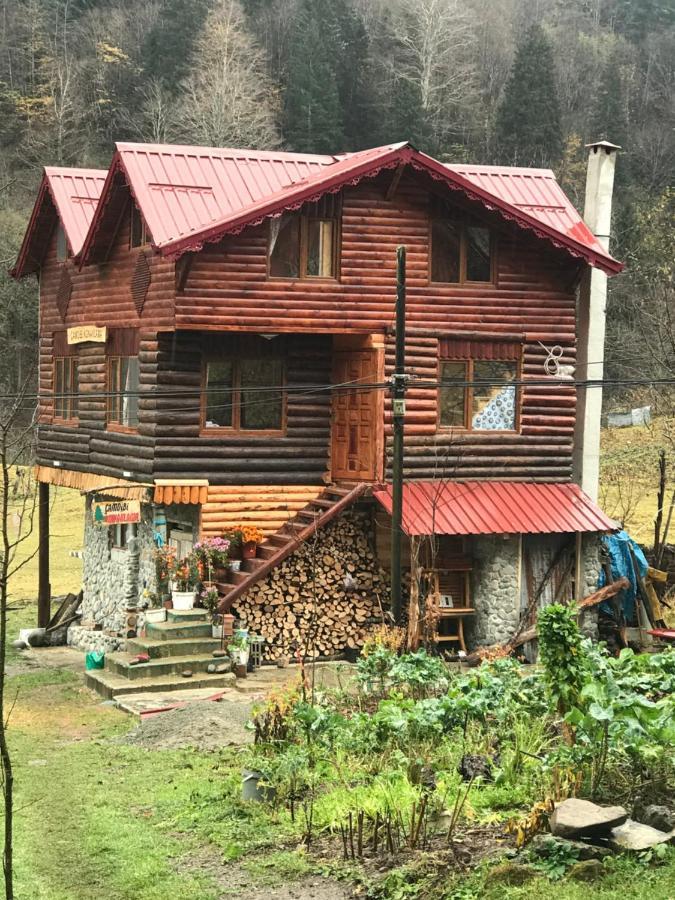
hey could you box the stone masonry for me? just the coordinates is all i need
[468,535,521,647]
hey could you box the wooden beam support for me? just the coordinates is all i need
[38,481,51,628]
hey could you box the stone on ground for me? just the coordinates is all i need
[568,859,605,881]
[550,798,627,838]
[635,804,675,833]
[529,834,611,861]
[609,819,675,851]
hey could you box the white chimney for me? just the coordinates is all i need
[573,140,620,502]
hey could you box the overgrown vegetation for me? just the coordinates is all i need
[240,616,675,895]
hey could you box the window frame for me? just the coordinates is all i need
[429,199,497,286]
[53,356,79,425]
[55,222,69,262]
[201,356,286,436]
[107,355,140,433]
[267,196,341,282]
[129,203,149,249]
[437,353,522,434]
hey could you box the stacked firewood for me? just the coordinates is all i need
[233,510,389,661]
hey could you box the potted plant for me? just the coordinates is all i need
[154,545,176,607]
[224,529,242,570]
[172,552,201,610]
[228,631,250,671]
[200,585,223,637]
[142,589,166,624]
[193,537,231,582]
[238,525,264,560]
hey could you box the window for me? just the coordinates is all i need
[108,356,140,429]
[112,523,133,550]
[430,198,494,284]
[203,357,284,432]
[439,357,518,431]
[56,223,68,262]
[130,204,148,248]
[54,357,79,423]
[269,195,339,279]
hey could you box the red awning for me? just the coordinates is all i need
[373,482,617,536]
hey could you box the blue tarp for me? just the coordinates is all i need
[598,530,649,621]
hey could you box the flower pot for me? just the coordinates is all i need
[222,614,235,637]
[172,590,196,611]
[230,559,242,573]
[162,597,173,610]
[212,623,223,639]
[234,662,247,678]
[242,540,257,560]
[145,608,167,624]
[242,769,276,803]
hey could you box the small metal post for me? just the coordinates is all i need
[390,246,407,624]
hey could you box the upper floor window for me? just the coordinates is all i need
[203,356,284,433]
[438,339,520,431]
[55,223,68,262]
[430,198,494,284]
[54,356,79,423]
[130,204,149,248]
[269,194,339,279]
[108,356,140,429]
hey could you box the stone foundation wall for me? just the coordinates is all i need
[579,532,602,639]
[467,535,521,647]
[82,497,157,632]
[67,624,125,654]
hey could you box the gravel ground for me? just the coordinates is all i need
[121,698,255,750]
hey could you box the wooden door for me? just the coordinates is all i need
[331,350,379,481]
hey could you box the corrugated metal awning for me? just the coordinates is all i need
[373,481,618,536]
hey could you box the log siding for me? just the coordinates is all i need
[35,172,579,483]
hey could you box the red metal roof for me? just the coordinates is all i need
[77,141,622,274]
[12,167,107,276]
[45,167,107,253]
[448,163,608,263]
[373,481,617,536]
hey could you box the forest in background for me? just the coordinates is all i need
[0,0,673,412]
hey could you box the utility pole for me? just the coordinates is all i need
[390,246,406,624]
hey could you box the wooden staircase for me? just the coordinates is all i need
[216,483,368,613]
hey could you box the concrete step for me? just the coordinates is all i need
[126,636,222,659]
[166,608,209,623]
[145,620,213,641]
[106,651,232,680]
[84,668,237,701]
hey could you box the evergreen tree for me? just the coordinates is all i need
[495,24,562,167]
[142,0,212,91]
[282,0,344,153]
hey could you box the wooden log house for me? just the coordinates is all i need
[13,141,621,656]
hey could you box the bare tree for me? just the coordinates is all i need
[0,384,38,900]
[389,0,478,149]
[177,0,280,149]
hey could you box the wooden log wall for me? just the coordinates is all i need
[34,169,581,485]
[200,485,324,537]
[179,171,580,481]
[36,207,174,479]
[152,331,332,485]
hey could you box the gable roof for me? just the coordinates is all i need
[15,142,623,276]
[12,167,107,276]
[79,140,621,273]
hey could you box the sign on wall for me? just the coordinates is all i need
[93,499,141,525]
[67,325,107,345]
